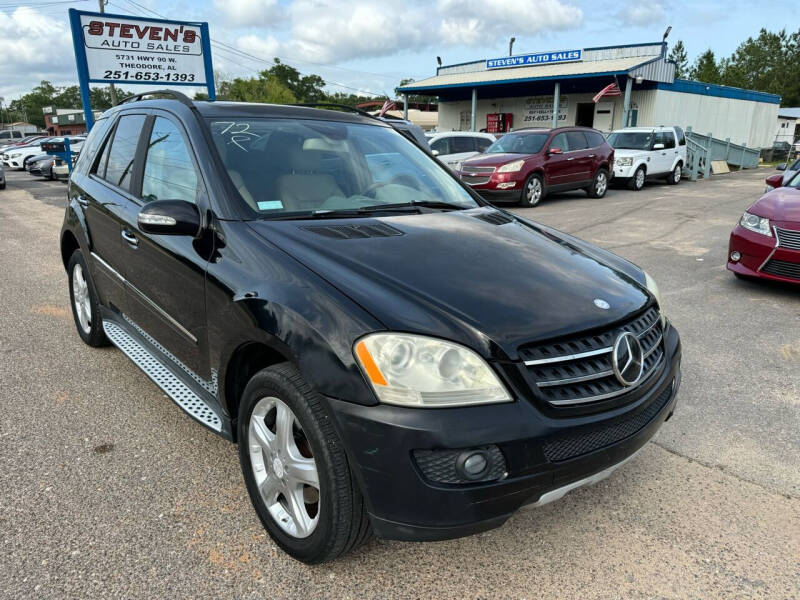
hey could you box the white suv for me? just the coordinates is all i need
[2,136,84,170]
[426,132,496,171]
[607,126,686,190]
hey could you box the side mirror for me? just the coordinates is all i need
[548,147,563,155]
[653,143,665,150]
[138,200,202,237]
[765,173,784,189]
[776,162,787,171]
[431,149,440,156]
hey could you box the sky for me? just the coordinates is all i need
[0,0,797,103]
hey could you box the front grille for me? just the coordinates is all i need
[776,227,800,251]
[461,165,496,174]
[761,258,800,280]
[520,307,664,406]
[462,176,491,186]
[542,383,673,462]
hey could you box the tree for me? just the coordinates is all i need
[397,78,437,106]
[668,40,689,79]
[215,72,296,104]
[265,59,326,103]
[690,50,723,84]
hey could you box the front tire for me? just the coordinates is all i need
[67,249,108,347]
[627,166,646,191]
[238,363,371,563]
[587,168,609,198]
[519,173,544,207]
[666,162,682,185]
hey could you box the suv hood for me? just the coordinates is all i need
[461,153,529,168]
[612,148,649,159]
[248,208,649,360]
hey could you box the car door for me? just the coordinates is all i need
[544,132,573,187]
[652,132,673,174]
[117,112,211,379]
[565,131,592,183]
[74,113,144,314]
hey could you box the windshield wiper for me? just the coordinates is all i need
[260,200,465,221]
[356,200,465,212]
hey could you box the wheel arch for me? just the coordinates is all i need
[60,229,80,271]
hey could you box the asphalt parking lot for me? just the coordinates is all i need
[0,168,798,599]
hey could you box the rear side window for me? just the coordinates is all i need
[656,131,676,149]
[141,117,198,204]
[566,131,588,151]
[430,137,450,155]
[585,131,606,148]
[450,137,476,153]
[675,127,686,146]
[101,114,146,191]
[76,118,112,175]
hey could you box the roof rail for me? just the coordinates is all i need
[291,102,377,120]
[118,89,195,107]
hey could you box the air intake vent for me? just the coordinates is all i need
[473,211,514,226]
[302,223,404,239]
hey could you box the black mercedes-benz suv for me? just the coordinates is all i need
[60,91,682,563]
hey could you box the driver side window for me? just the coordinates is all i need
[141,117,199,204]
[550,133,569,153]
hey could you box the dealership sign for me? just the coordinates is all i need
[68,8,215,129]
[486,50,582,70]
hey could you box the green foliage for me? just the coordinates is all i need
[690,50,723,84]
[217,73,296,104]
[668,41,689,79]
[5,82,130,128]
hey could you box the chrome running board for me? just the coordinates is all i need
[103,319,223,433]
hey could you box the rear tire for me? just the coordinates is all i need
[67,249,109,347]
[586,168,609,198]
[238,363,372,563]
[627,166,646,191]
[666,162,682,185]
[519,173,544,207]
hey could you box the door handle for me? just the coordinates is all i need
[588,154,596,158]
[121,229,139,247]
[76,195,89,208]
[567,157,575,161]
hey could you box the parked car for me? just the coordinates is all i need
[29,155,57,179]
[459,126,614,206]
[378,116,430,149]
[0,135,46,156]
[607,126,686,190]
[52,156,74,182]
[770,141,792,161]
[60,93,681,563]
[765,158,800,192]
[0,164,5,190]
[426,132,496,171]
[2,136,84,170]
[0,129,24,143]
[728,170,800,284]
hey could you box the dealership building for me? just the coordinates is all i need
[398,42,780,148]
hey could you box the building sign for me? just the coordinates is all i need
[486,50,581,70]
[68,8,215,130]
[522,96,568,124]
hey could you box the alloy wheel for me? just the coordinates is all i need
[249,396,320,538]
[595,172,607,196]
[527,178,542,205]
[72,263,92,334]
[673,165,681,183]
[635,168,645,190]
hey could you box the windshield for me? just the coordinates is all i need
[787,170,800,188]
[607,131,653,150]
[485,132,548,155]
[208,118,478,217]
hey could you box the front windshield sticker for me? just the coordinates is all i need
[257,200,284,210]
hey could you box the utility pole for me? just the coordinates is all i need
[98,0,119,106]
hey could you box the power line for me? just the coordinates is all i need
[0,0,89,7]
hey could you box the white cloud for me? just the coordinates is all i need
[213,0,284,28]
[615,2,667,26]
[0,8,75,98]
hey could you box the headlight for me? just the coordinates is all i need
[497,159,524,173]
[739,211,772,237]
[10,153,20,158]
[354,333,512,407]
[643,270,667,327]
[616,157,633,166]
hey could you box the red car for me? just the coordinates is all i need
[458,127,614,207]
[728,171,800,283]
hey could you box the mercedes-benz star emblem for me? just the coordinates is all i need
[594,298,610,310]
[611,332,644,386]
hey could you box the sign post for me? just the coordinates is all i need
[68,8,215,131]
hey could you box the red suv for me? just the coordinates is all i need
[459,127,614,207]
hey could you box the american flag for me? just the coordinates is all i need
[378,99,396,117]
[593,83,622,103]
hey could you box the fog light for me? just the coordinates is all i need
[730,251,741,262]
[456,450,489,480]
[496,182,516,189]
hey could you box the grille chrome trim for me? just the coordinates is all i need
[547,351,664,406]
[537,369,614,387]
[524,346,612,366]
[776,227,800,251]
[462,176,491,186]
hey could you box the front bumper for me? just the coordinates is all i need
[328,324,682,542]
[727,224,800,284]
[613,163,639,179]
